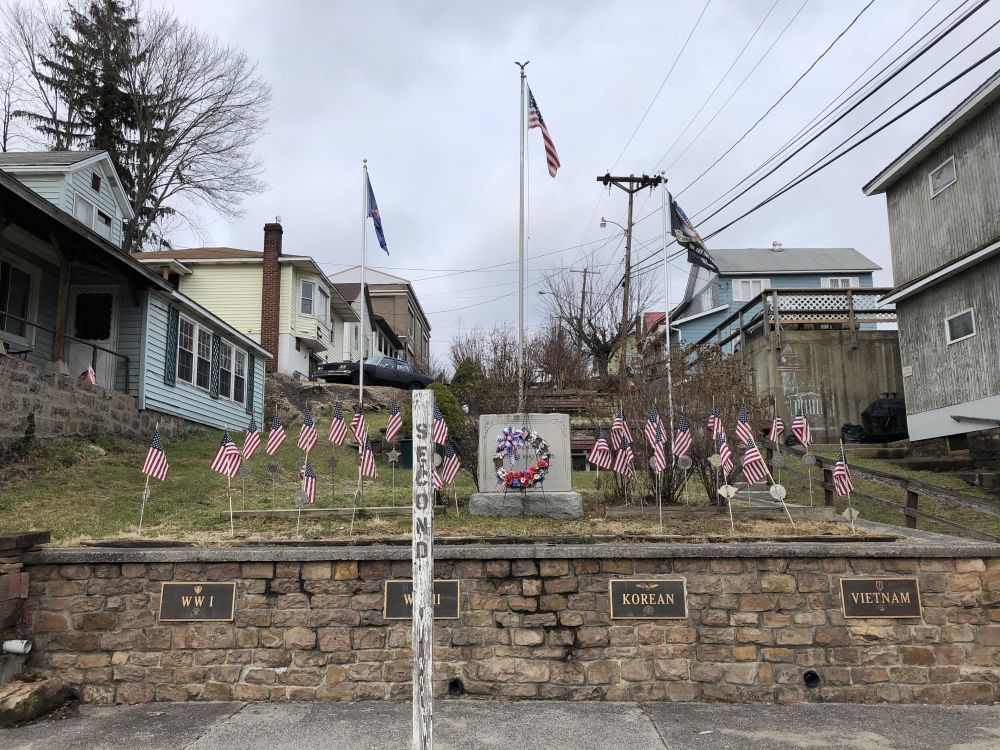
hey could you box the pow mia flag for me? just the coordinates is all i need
[669,192,719,274]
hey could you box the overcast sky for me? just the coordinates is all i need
[161,0,1000,365]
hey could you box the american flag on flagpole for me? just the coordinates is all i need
[742,437,769,485]
[833,450,854,496]
[610,408,632,450]
[265,415,285,455]
[587,428,614,470]
[495,476,506,492]
[527,86,560,178]
[297,407,317,452]
[651,423,667,473]
[673,415,692,458]
[141,430,169,481]
[433,406,448,446]
[350,403,366,444]
[302,460,317,504]
[716,429,733,478]
[613,436,634,477]
[329,403,347,445]
[242,416,260,460]
[385,397,403,443]
[708,406,726,440]
[768,413,785,444]
[644,404,665,448]
[210,431,241,478]
[735,406,754,445]
[441,442,461,485]
[791,407,813,448]
[360,438,378,479]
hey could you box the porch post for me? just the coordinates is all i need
[46,232,71,376]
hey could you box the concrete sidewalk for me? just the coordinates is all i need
[4,701,999,749]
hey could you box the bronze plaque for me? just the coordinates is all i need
[383,579,460,620]
[158,582,236,622]
[840,577,922,619]
[609,579,687,619]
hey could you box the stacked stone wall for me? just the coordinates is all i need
[20,548,1000,705]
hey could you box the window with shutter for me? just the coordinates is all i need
[209,332,221,398]
[164,306,179,386]
[245,353,256,414]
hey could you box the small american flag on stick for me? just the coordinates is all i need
[587,428,613,470]
[644,405,665,448]
[613,436,634,477]
[350,403,366,444]
[385,397,403,443]
[265,415,285,455]
[441,442,461,485]
[360,438,378,479]
[673,415,692,458]
[141,430,169,481]
[329,403,347,445]
[433,406,448,446]
[527,86,561,178]
[735,406,754,445]
[302,460,317,504]
[707,407,726,440]
[791,407,812,448]
[742,438,770,485]
[716,429,733,478]
[651,423,667,473]
[243,416,260,460]
[210,431,241,478]
[297,407,317,452]
[610,408,632,449]
[768,413,785,444]
[833,449,854,496]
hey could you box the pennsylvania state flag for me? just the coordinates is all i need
[366,174,388,255]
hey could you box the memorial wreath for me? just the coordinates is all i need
[494,426,551,490]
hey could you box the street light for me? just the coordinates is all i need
[600,217,626,232]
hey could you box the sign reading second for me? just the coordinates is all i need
[159,582,236,622]
[384,579,460,620]
[609,579,687,619]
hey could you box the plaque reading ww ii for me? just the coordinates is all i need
[158,582,236,622]
[840,577,922,619]
[383,579,460,620]
[609,579,687,619]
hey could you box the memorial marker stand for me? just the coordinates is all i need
[411,390,435,749]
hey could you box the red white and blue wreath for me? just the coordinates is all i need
[494,426,551,490]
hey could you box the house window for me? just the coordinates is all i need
[177,317,196,384]
[91,173,101,192]
[196,328,211,390]
[945,309,975,345]
[234,349,247,404]
[822,277,860,289]
[732,278,769,302]
[219,340,233,400]
[95,210,112,240]
[929,156,957,197]
[0,260,35,342]
[317,287,329,325]
[300,280,314,316]
[74,194,95,229]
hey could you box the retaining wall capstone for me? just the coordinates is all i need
[19,542,1000,705]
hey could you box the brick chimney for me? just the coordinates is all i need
[261,222,282,373]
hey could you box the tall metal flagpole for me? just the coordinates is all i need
[358,160,369,502]
[516,61,529,416]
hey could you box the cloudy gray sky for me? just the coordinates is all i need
[162,0,1000,365]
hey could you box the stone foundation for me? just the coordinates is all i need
[19,540,1000,705]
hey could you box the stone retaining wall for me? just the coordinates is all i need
[20,542,1000,705]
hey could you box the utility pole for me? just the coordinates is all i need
[574,267,588,341]
[596,173,662,400]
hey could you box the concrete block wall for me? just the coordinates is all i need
[19,543,1000,705]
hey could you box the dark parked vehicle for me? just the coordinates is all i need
[317,356,434,389]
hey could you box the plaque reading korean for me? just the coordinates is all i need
[159,582,236,622]
[383,579,460,620]
[840,577,922,619]
[609,579,687,619]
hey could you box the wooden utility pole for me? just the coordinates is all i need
[574,267,588,343]
[411,390,435,749]
[596,173,662,399]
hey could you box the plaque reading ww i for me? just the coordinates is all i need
[159,582,236,622]
[840,577,922,619]
[609,579,687,619]
[383,579,460,620]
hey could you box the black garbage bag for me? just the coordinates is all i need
[861,393,908,441]
[841,423,866,443]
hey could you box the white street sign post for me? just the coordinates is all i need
[411,390,435,749]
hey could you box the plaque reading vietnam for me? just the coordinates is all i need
[609,579,687,619]
[840,577,922,619]
[383,579,460,620]
[158,582,236,622]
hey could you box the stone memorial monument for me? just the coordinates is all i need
[469,413,583,519]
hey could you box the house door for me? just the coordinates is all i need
[67,286,119,388]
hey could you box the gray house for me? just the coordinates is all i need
[864,71,1000,454]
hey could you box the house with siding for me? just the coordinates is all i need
[864,70,1000,457]
[327,266,432,372]
[135,223,357,379]
[330,283,403,363]
[0,153,267,430]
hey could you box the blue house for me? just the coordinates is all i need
[669,242,881,345]
[0,151,267,430]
